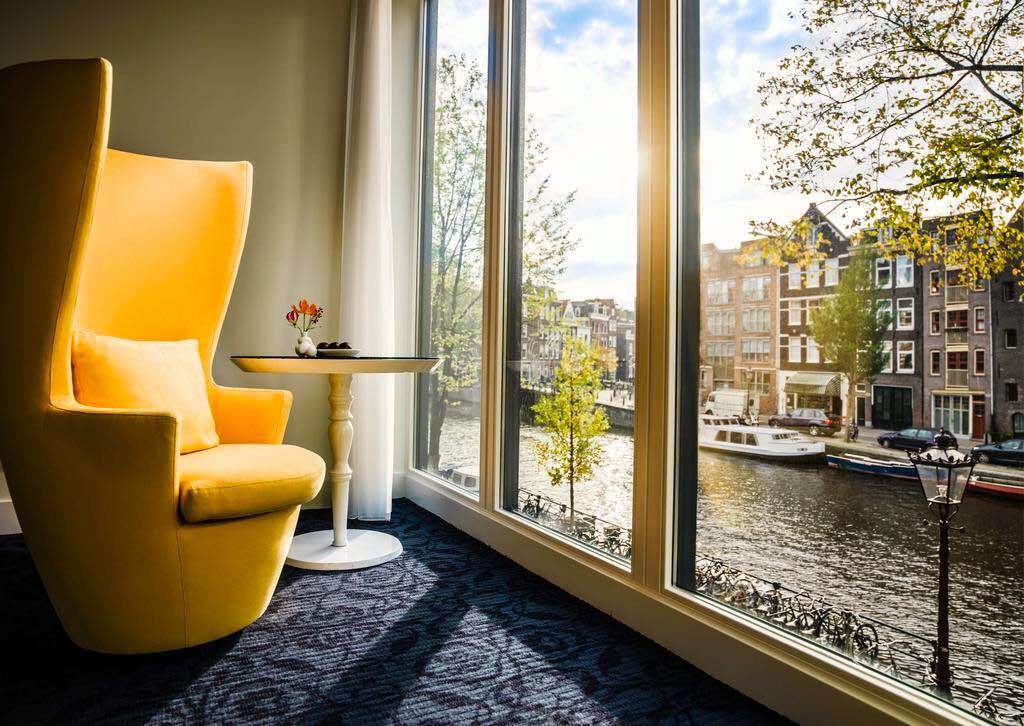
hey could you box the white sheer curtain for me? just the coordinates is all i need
[340,0,395,521]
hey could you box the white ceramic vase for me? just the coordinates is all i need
[296,333,317,358]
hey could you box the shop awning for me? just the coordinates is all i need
[784,372,843,397]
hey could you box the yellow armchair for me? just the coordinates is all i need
[0,58,324,654]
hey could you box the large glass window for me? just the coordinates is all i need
[415,0,490,496]
[680,2,1023,721]
[500,0,638,562]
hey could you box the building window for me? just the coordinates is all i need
[740,339,770,363]
[896,341,914,373]
[972,279,986,292]
[974,307,986,333]
[1008,382,1020,403]
[806,337,820,364]
[877,299,893,329]
[930,349,941,376]
[1014,412,1024,434]
[787,262,800,290]
[929,269,941,295]
[930,309,941,335]
[974,349,985,376]
[707,280,734,305]
[788,336,801,364]
[880,340,893,372]
[1003,281,1017,302]
[1007,329,1019,349]
[934,394,970,436]
[947,308,968,330]
[805,260,820,289]
[875,258,892,288]
[741,275,770,302]
[741,307,769,333]
[824,257,839,286]
[788,300,802,326]
[740,369,771,395]
[896,298,913,330]
[707,310,735,336]
[895,255,913,287]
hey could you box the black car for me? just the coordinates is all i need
[971,438,1024,466]
[876,427,958,452]
[767,408,841,437]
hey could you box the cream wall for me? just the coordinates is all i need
[0,0,354,513]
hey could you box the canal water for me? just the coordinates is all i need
[437,410,1024,707]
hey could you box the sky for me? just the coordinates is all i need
[437,0,812,307]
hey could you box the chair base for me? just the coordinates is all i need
[286,529,402,571]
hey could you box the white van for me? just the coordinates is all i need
[704,389,759,421]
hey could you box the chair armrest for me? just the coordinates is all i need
[208,384,292,445]
[31,397,181,541]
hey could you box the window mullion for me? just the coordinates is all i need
[479,0,513,514]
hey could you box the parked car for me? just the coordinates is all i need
[703,389,759,421]
[971,439,1024,466]
[766,408,840,437]
[876,427,958,452]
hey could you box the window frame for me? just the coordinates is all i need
[1007,328,1019,350]
[974,349,986,376]
[895,298,914,330]
[930,350,941,376]
[894,255,913,288]
[406,3,991,721]
[896,341,914,373]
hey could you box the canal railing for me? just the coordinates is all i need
[512,490,1023,724]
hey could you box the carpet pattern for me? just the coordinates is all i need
[0,499,786,725]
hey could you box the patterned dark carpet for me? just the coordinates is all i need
[0,499,786,725]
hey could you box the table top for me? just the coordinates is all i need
[231,355,440,375]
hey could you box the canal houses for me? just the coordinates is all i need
[776,205,851,419]
[992,269,1024,438]
[865,231,925,431]
[699,238,779,415]
[921,218,996,440]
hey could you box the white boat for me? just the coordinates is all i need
[698,415,825,462]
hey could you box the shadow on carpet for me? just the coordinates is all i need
[0,499,788,725]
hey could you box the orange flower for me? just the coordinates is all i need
[299,299,310,314]
[291,304,299,314]
[308,304,319,315]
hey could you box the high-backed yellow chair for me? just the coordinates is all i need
[0,58,325,654]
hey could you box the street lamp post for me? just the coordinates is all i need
[907,430,977,696]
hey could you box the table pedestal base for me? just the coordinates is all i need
[286,529,403,571]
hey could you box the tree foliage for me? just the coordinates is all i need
[533,338,610,520]
[425,54,579,467]
[749,0,1023,284]
[808,250,891,439]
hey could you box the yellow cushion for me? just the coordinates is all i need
[179,444,325,524]
[72,331,219,453]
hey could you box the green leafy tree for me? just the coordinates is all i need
[748,0,1023,284]
[532,338,610,522]
[425,54,579,469]
[809,250,892,440]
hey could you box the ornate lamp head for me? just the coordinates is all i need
[908,430,976,511]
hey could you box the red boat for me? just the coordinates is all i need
[968,477,1024,500]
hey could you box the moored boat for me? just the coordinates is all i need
[699,416,825,462]
[827,453,1024,500]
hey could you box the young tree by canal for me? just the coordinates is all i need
[533,337,610,523]
[747,0,1023,285]
[809,250,891,441]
